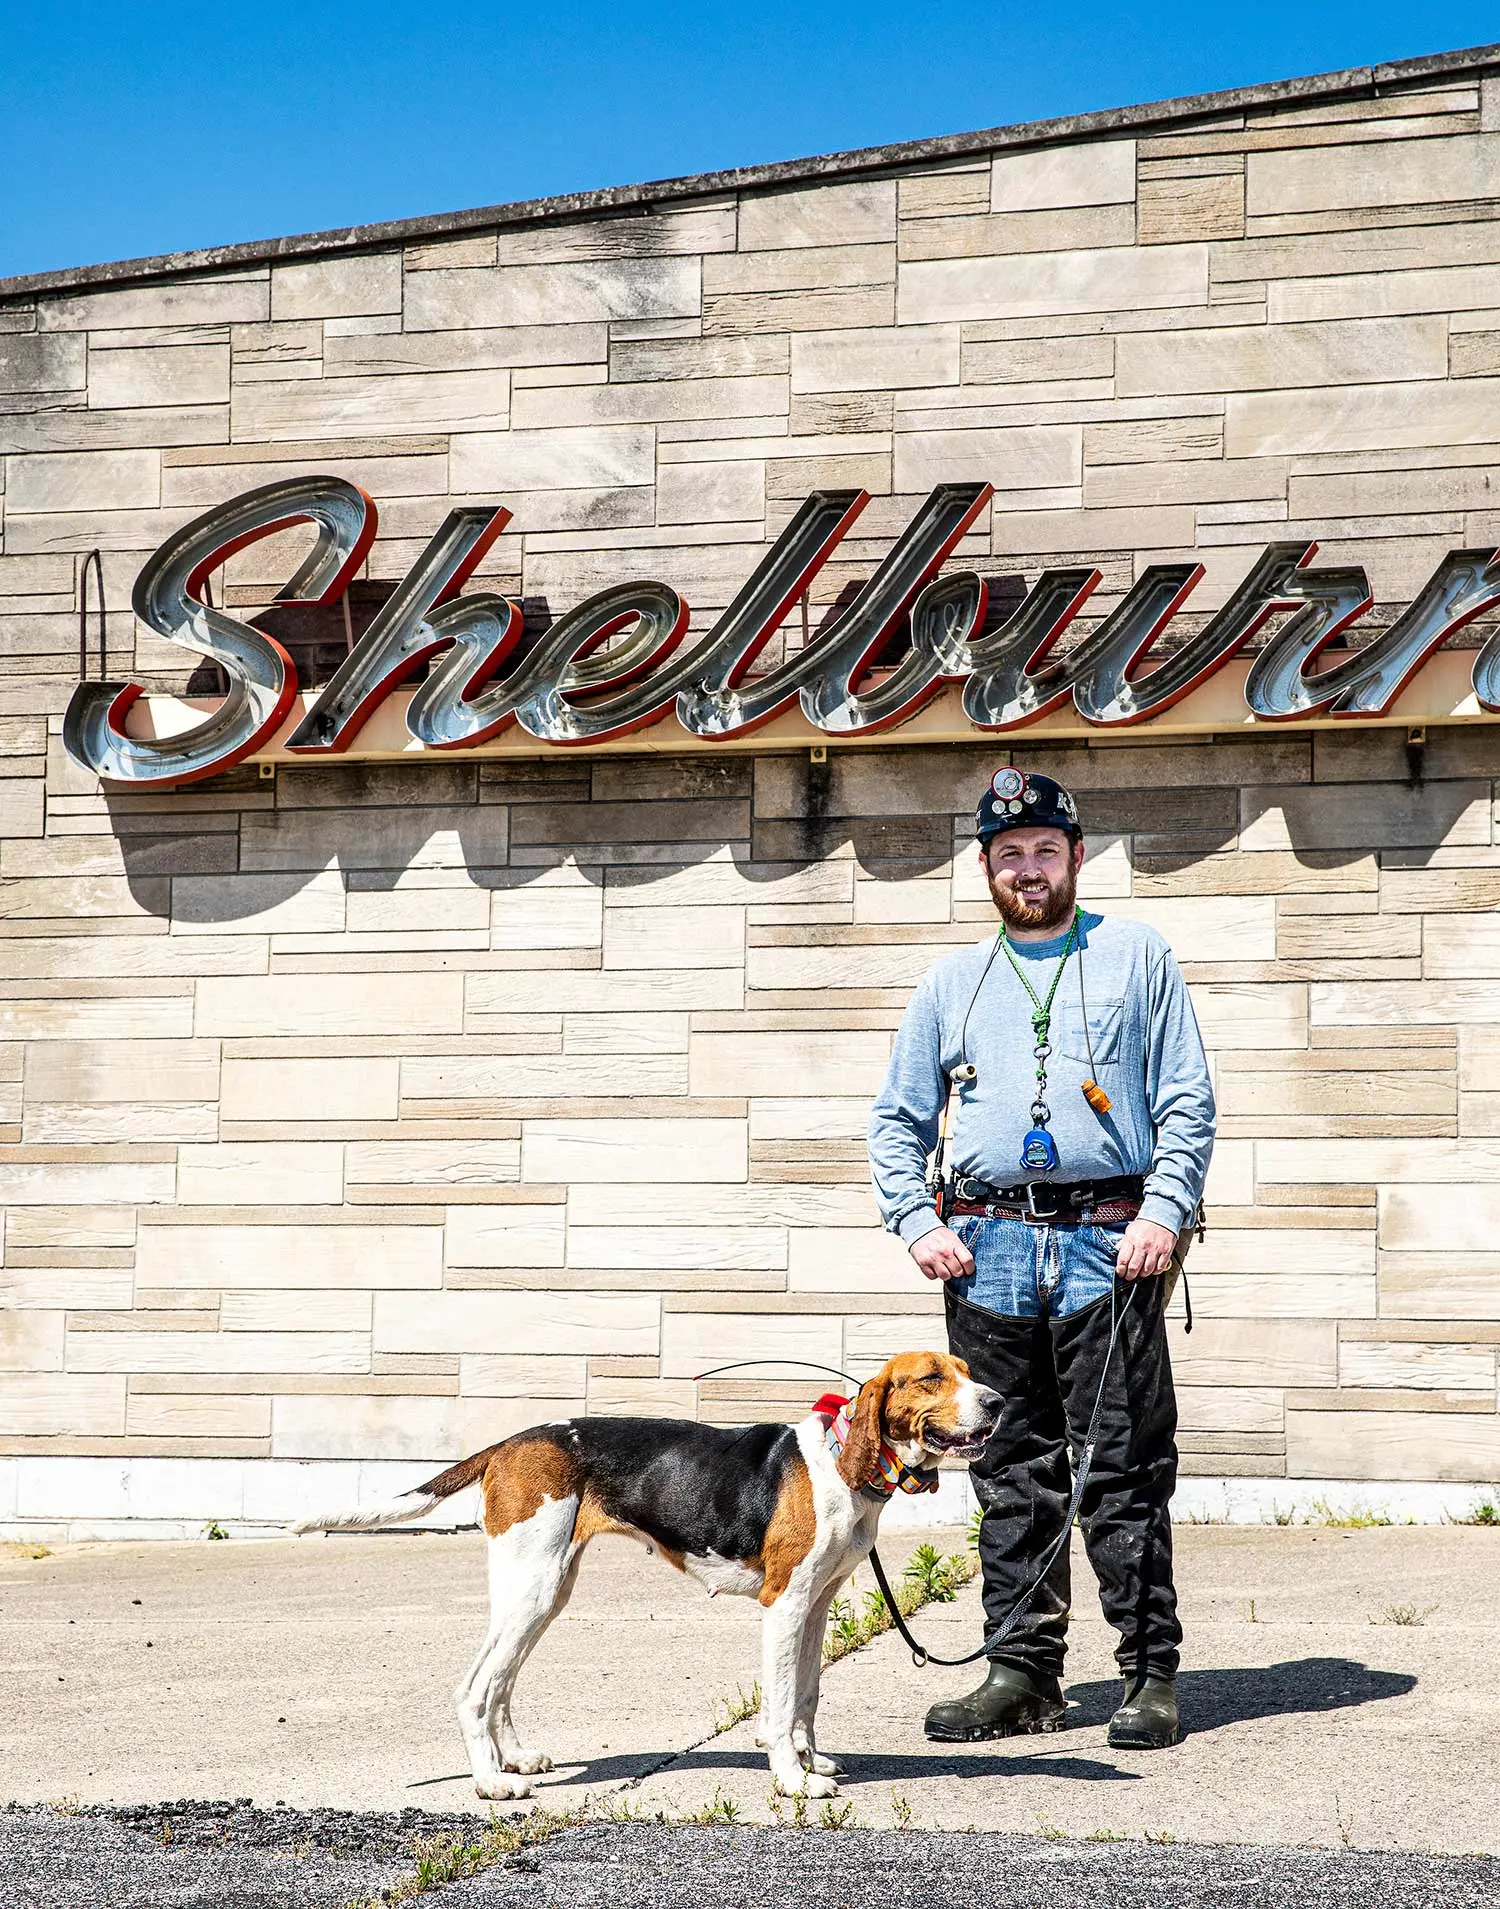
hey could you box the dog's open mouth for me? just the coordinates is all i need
[924,1426,995,1459]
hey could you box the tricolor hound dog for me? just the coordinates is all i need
[295,1351,1000,1800]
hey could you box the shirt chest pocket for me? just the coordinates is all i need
[1056,997,1125,1067]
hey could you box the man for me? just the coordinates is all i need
[868,768,1215,1750]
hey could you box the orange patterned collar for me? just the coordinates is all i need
[813,1393,940,1498]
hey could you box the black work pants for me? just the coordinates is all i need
[945,1274,1182,1685]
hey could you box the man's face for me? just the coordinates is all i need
[981,827,1085,932]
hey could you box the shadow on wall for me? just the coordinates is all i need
[98,730,1444,926]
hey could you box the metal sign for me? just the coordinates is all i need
[60,475,1500,785]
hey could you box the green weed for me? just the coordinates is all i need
[1307,1498,1392,1529]
[889,1791,914,1831]
[348,1806,583,1908]
[686,1789,741,1826]
[818,1799,857,1829]
[822,1541,979,1665]
[1371,1603,1433,1627]
[202,1521,229,1541]
[1451,1495,1499,1527]
[709,1679,761,1735]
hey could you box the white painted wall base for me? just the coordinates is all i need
[1,1457,1496,1544]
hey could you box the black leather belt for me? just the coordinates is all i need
[947,1172,1145,1225]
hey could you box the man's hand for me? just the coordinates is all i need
[1116,1217,1177,1280]
[910,1225,975,1282]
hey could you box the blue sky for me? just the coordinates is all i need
[1,3,1495,279]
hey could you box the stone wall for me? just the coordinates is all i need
[3,54,1500,1520]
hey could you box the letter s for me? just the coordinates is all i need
[62,476,375,785]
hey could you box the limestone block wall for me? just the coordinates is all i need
[2,51,1500,1513]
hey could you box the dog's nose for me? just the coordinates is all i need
[976,1385,1002,1418]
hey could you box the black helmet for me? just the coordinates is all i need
[975,768,1082,846]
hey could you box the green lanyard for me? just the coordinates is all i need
[999,907,1081,1134]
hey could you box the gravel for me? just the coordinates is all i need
[3,1804,1498,1909]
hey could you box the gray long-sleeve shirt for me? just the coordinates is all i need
[868,911,1216,1245]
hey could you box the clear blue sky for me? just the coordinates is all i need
[1,2,1495,280]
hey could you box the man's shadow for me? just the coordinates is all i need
[1065,1657,1416,1735]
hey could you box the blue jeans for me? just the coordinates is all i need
[949,1213,1124,1319]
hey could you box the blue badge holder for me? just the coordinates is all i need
[1020,1128,1059,1172]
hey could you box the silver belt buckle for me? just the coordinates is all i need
[1024,1183,1057,1225]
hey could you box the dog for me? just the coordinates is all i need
[294,1350,1000,1799]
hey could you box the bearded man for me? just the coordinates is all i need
[868,770,1215,1751]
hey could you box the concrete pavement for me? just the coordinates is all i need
[1,1524,1495,1853]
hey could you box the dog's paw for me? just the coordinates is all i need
[502,1752,552,1776]
[475,1774,533,1801]
[772,1767,839,1800]
[805,1751,843,1777]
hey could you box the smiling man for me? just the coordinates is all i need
[868,768,1215,1751]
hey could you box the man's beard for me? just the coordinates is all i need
[990,860,1078,932]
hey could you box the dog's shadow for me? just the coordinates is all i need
[410,1658,1417,1795]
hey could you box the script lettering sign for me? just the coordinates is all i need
[61,476,1500,785]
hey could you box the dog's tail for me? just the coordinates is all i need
[291,1446,499,1535]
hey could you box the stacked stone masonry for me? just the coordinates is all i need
[3,56,1500,1502]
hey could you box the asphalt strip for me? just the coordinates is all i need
[2,1806,1499,1909]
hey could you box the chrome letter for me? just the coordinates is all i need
[63,476,374,785]
[286,507,511,752]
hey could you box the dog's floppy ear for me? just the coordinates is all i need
[836,1370,890,1489]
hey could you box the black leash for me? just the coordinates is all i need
[868,1280,1139,1669]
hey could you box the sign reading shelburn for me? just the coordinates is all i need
[61,474,1500,786]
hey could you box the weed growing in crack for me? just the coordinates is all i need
[822,1542,979,1665]
[709,1680,761,1736]
[818,1800,856,1830]
[1308,1498,1392,1529]
[686,1790,741,1826]
[349,1806,584,1908]
[889,1791,914,1831]
[1371,1603,1433,1626]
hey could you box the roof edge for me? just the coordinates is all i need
[2,41,1498,302]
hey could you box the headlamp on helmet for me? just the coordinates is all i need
[974,769,1081,847]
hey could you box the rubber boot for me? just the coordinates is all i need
[923,1662,1067,1742]
[1107,1673,1180,1749]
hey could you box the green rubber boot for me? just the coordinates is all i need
[923,1662,1067,1743]
[1107,1674,1180,1749]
